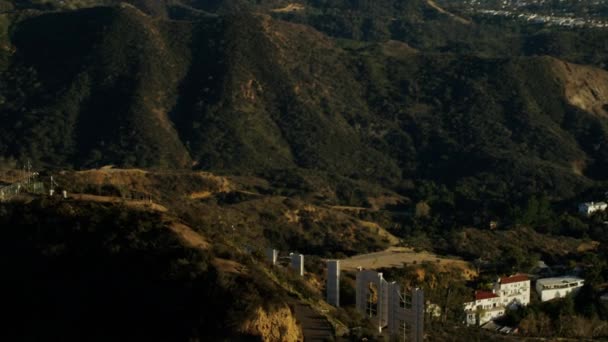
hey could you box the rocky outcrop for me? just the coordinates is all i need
[552,58,608,118]
[240,305,303,342]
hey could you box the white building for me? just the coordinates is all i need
[465,274,530,326]
[535,277,585,302]
[464,291,504,326]
[578,202,608,216]
[494,274,531,308]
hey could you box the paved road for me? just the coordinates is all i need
[294,303,333,342]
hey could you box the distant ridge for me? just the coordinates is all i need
[0,2,607,200]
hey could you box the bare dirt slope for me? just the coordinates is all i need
[381,40,418,58]
[240,305,303,342]
[340,246,475,278]
[70,193,168,211]
[167,221,210,250]
[271,3,305,13]
[552,58,608,118]
[59,168,231,200]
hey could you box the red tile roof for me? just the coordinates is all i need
[500,274,529,284]
[475,291,499,300]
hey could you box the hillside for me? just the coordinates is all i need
[3,2,608,340]
[4,166,606,340]
[1,5,608,206]
[53,168,397,256]
[0,196,310,341]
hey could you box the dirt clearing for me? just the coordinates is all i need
[340,246,476,278]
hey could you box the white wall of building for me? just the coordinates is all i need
[495,279,531,308]
[464,294,502,325]
[536,277,585,302]
[476,307,505,326]
[464,276,531,326]
[464,296,501,312]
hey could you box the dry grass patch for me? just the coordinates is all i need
[340,246,475,278]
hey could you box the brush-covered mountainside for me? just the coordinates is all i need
[3,1,608,340]
[0,196,304,341]
[2,2,608,201]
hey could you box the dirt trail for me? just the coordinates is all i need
[271,3,305,13]
[426,0,471,25]
[293,303,333,342]
[357,220,400,245]
[166,221,250,274]
[70,193,168,212]
[167,221,210,250]
[329,205,368,212]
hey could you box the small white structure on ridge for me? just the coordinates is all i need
[579,202,608,216]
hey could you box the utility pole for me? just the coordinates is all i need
[26,159,32,186]
[50,176,56,196]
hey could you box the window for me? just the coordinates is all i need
[399,320,411,338]
[400,291,412,309]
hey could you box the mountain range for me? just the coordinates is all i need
[1,0,608,203]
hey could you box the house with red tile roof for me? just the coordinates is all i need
[495,274,531,308]
[464,290,503,325]
[464,274,531,326]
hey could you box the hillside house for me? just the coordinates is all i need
[464,274,531,326]
[578,202,608,216]
[464,291,504,326]
[494,274,531,308]
[535,277,585,302]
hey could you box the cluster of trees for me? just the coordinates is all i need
[499,287,608,338]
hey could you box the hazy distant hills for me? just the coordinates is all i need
[1,1,608,201]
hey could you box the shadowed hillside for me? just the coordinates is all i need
[2,6,608,203]
[0,198,302,341]
[0,2,608,206]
